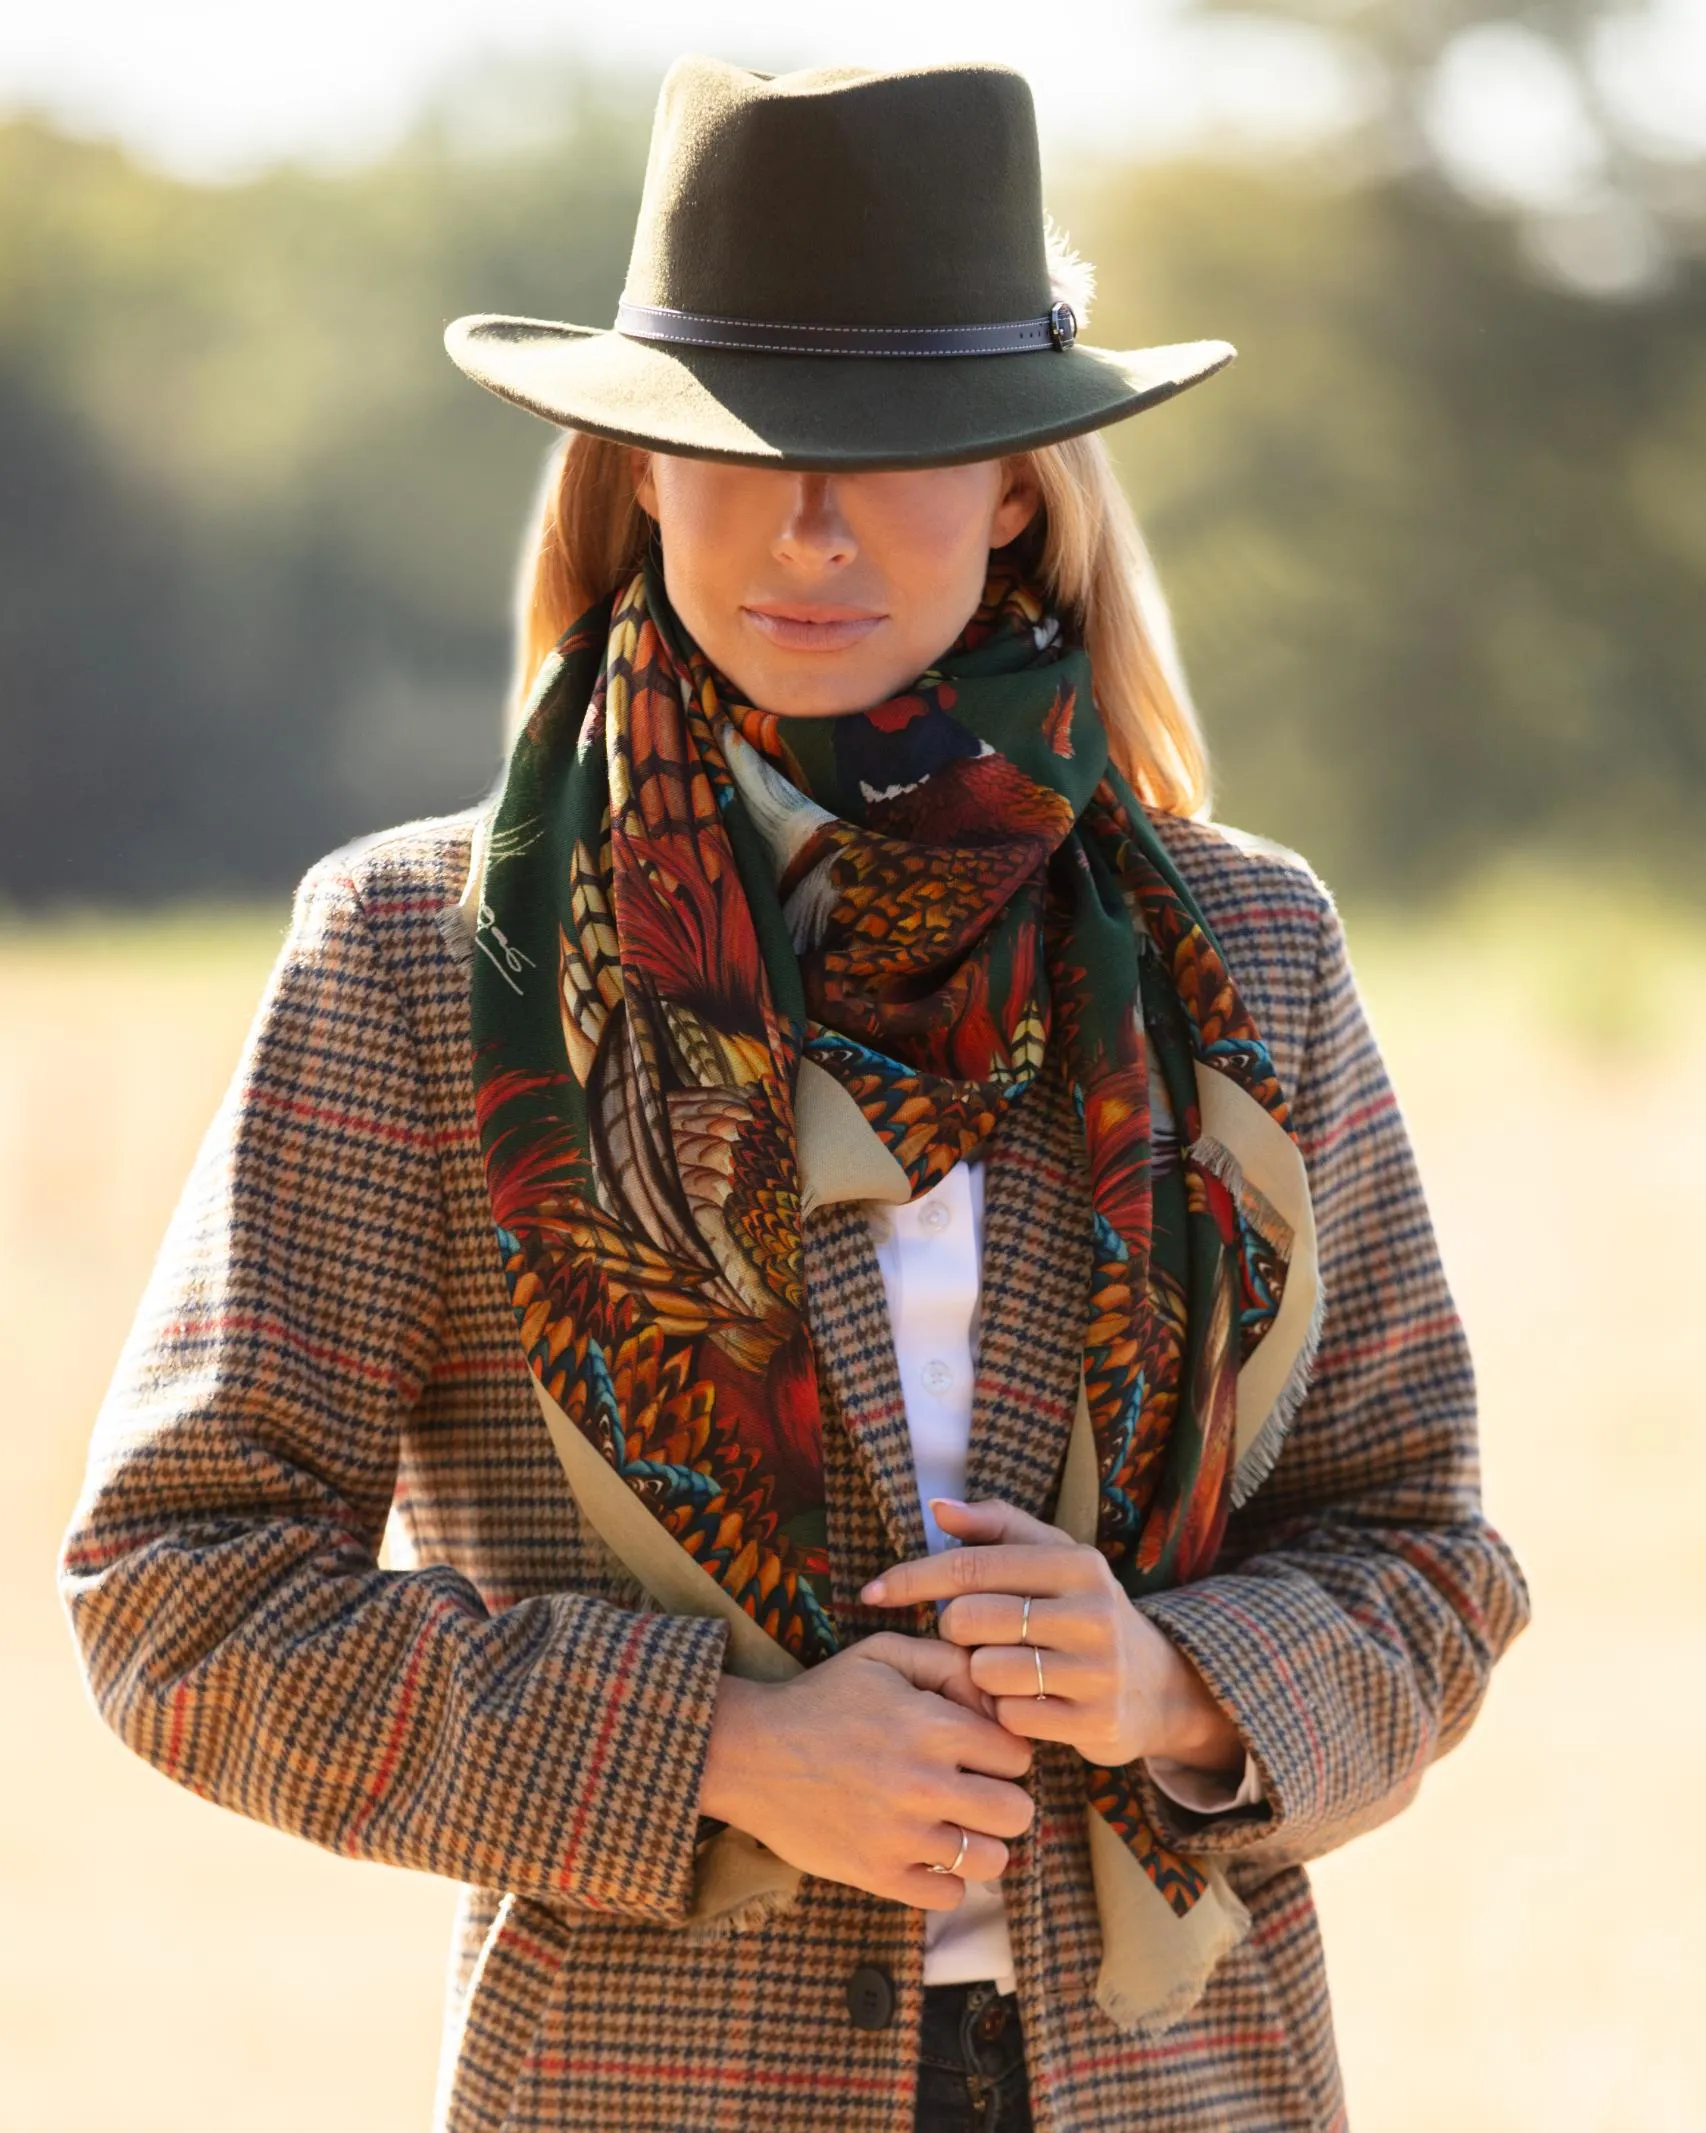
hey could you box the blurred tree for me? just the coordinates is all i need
[0,52,1700,906]
[0,71,652,903]
[1081,155,1706,896]
[1188,0,1705,289]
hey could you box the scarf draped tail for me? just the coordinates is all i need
[460,552,1323,2034]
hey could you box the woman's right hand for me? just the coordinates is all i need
[696,1633,1036,1909]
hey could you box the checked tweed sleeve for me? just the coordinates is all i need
[1128,885,1533,1866]
[58,857,732,1923]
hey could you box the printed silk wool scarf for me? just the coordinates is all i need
[461,544,1322,2032]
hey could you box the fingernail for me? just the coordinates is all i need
[929,1496,967,1513]
[861,1578,886,1601]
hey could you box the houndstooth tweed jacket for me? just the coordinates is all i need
[59,802,1531,2133]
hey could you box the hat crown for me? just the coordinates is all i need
[622,56,1053,330]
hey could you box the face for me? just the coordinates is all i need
[630,450,1042,717]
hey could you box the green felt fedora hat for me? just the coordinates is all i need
[444,55,1235,470]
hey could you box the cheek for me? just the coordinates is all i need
[652,478,721,585]
[877,473,1003,625]
[892,520,995,651]
[894,477,998,574]
[651,485,746,648]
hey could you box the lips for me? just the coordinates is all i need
[741,604,886,652]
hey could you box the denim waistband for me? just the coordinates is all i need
[915,1980,1033,2132]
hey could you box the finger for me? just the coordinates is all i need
[894,1856,1004,1912]
[934,1590,1101,1653]
[990,1692,1093,1746]
[856,1630,977,1700]
[934,1769,1037,1842]
[862,1539,1097,1610]
[968,1643,1104,1704]
[929,1705,1035,1782]
[915,1824,1013,1882]
[928,1496,1074,1549]
[854,1630,1002,1722]
[934,1672,998,1723]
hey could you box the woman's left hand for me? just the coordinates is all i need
[859,1495,1245,1775]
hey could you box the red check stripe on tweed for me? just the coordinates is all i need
[58,803,1531,2133]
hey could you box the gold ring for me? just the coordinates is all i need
[925,1825,968,1877]
[1018,1594,1033,1644]
[1033,1645,1048,1700]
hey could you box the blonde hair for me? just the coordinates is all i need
[505,425,1210,818]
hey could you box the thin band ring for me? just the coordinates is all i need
[1033,1645,1049,1700]
[1018,1594,1034,1644]
[926,1823,972,1877]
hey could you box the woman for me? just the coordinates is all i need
[60,53,1530,2133]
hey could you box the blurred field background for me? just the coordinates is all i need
[7,890,1703,2130]
[3,0,1703,2126]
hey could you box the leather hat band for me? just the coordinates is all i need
[615,298,1079,357]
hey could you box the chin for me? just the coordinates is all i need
[749,662,893,720]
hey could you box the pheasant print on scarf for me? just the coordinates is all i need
[471,545,1306,1917]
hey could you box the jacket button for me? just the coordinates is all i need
[845,1963,897,2030]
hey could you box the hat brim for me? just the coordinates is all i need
[443,315,1235,470]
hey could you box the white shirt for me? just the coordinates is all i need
[864,1152,1263,1996]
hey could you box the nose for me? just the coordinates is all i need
[773,474,857,570]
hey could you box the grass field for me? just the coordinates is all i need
[3,872,1702,2132]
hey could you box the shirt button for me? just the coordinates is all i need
[919,1200,951,1233]
[846,1963,897,2030]
[920,1358,954,1395]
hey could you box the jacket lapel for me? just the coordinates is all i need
[801,1051,1092,1568]
[963,1053,1094,1525]
[801,1201,930,1566]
